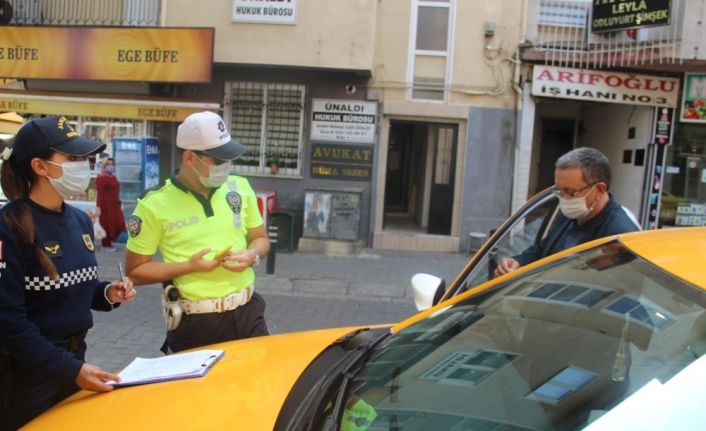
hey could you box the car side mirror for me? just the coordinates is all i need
[411,273,446,311]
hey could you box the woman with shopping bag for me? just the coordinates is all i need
[95,157,126,252]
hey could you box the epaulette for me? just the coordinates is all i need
[138,183,168,201]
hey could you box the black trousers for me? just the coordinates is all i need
[0,340,86,431]
[161,292,269,354]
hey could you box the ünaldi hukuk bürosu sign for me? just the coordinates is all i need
[591,0,671,33]
[531,66,679,108]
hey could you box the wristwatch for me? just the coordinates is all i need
[250,248,261,267]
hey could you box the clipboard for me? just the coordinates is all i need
[109,349,225,387]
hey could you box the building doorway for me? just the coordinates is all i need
[531,101,652,219]
[384,121,457,235]
[535,118,575,193]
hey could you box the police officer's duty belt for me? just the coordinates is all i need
[180,286,254,314]
[52,330,88,353]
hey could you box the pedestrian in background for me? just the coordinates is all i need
[95,157,126,252]
[125,111,270,354]
[94,151,109,173]
[0,117,136,430]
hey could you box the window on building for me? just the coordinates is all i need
[538,0,590,28]
[528,366,597,406]
[224,81,306,176]
[410,0,453,101]
[420,350,519,387]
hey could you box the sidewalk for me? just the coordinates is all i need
[89,244,470,370]
[95,244,471,303]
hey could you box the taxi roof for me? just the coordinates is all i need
[618,226,706,290]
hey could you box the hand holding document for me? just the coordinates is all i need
[108,349,225,387]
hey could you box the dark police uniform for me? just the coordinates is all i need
[127,174,268,354]
[0,199,117,430]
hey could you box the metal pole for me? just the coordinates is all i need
[267,225,278,275]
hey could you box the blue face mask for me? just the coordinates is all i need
[104,165,115,174]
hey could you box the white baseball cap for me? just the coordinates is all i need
[176,111,246,160]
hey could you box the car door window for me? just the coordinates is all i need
[457,194,559,293]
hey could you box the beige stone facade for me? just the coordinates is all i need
[162,0,525,252]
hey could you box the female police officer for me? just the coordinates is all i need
[0,117,136,430]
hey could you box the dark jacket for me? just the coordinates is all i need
[0,199,114,386]
[514,196,640,266]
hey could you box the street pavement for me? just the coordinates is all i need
[87,243,470,373]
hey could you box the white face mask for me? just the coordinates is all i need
[46,160,91,199]
[558,185,597,220]
[192,154,232,188]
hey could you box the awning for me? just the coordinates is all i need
[0,90,220,122]
[0,111,23,135]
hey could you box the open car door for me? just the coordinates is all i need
[412,188,560,310]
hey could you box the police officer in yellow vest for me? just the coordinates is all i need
[125,111,270,354]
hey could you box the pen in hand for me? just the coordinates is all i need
[118,263,129,300]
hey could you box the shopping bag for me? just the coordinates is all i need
[93,220,107,240]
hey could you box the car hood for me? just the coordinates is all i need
[24,326,366,431]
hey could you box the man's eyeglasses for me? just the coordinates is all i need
[551,182,597,199]
[193,151,229,166]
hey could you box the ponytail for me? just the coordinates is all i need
[1,146,59,279]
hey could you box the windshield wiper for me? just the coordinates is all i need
[324,331,390,430]
[287,329,390,430]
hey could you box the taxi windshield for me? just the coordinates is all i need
[329,241,706,430]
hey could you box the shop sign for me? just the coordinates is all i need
[0,26,213,82]
[311,99,378,144]
[591,0,671,33]
[310,143,373,182]
[680,73,706,123]
[0,92,218,122]
[232,0,298,24]
[531,66,679,108]
[644,107,673,229]
[653,107,673,144]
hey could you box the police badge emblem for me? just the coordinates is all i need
[226,191,242,228]
[128,215,142,237]
[81,234,94,251]
[43,241,62,256]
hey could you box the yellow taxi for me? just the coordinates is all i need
[26,227,706,430]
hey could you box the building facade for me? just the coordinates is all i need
[518,0,706,231]
[370,0,521,252]
[0,0,525,252]
[165,0,523,252]
[0,0,218,214]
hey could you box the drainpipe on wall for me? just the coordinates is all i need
[509,0,529,214]
[159,0,167,27]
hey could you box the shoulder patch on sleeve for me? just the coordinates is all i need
[127,215,143,237]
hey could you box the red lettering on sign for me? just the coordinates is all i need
[557,71,575,83]
[535,69,555,81]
